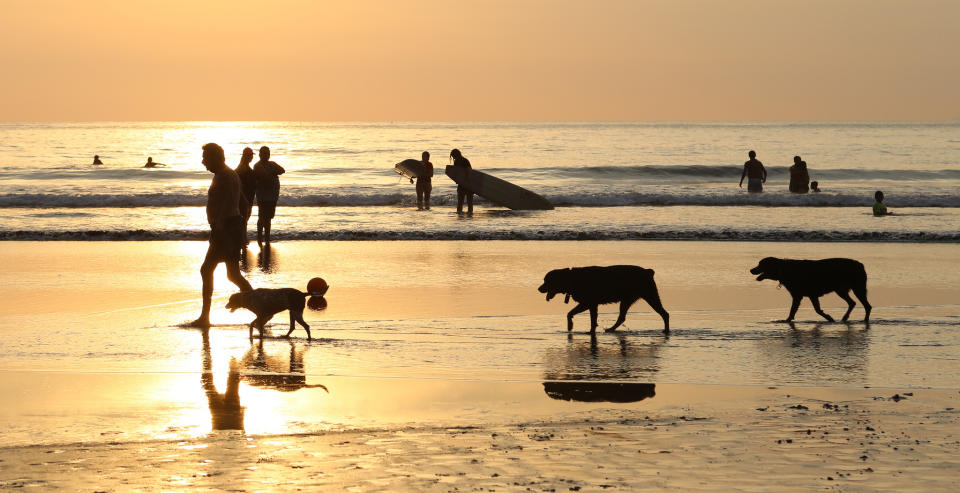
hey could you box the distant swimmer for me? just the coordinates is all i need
[873,190,892,216]
[189,142,253,328]
[253,146,285,247]
[810,181,821,193]
[450,148,473,214]
[788,156,810,193]
[416,151,434,210]
[92,155,103,165]
[144,157,166,168]
[739,150,767,192]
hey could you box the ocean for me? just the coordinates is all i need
[2,121,959,242]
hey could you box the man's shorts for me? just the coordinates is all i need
[258,200,277,220]
[748,178,763,193]
[207,215,245,263]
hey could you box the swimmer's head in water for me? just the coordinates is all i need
[748,150,756,159]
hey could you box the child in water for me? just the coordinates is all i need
[873,190,891,216]
[810,181,820,193]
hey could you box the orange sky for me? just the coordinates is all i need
[1,0,958,121]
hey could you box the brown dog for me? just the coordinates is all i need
[750,257,871,322]
[226,288,313,339]
[538,265,670,333]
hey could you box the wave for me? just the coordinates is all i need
[3,190,959,208]
[3,229,957,242]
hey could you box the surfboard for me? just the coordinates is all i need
[394,159,429,180]
[445,165,554,210]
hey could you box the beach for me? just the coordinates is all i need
[1,240,958,490]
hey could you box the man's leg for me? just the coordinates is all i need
[191,249,218,327]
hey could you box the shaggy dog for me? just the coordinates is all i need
[225,288,313,339]
[538,265,670,333]
[750,257,871,322]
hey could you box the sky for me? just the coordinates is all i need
[1,0,958,122]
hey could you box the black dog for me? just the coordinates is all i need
[750,257,871,322]
[538,265,670,333]
[225,288,313,340]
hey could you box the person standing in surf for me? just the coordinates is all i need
[788,155,810,193]
[451,148,473,214]
[416,151,434,210]
[190,143,253,328]
[252,146,285,246]
[234,147,257,246]
[739,150,767,192]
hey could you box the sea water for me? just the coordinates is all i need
[1,121,959,241]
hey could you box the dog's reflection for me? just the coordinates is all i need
[543,381,656,403]
[543,332,662,382]
[755,321,869,384]
[201,332,244,431]
[240,339,328,392]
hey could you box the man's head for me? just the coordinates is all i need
[748,150,756,159]
[450,148,462,159]
[202,143,226,172]
[875,190,884,202]
[793,155,801,164]
[422,151,430,161]
[259,146,271,161]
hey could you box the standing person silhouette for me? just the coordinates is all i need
[416,151,434,210]
[450,148,473,214]
[739,150,767,192]
[253,146,285,247]
[189,143,253,328]
[235,147,257,246]
[789,155,810,193]
[92,155,103,165]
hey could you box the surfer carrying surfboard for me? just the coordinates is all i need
[416,151,434,210]
[450,148,473,214]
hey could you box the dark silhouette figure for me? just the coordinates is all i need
[189,143,253,328]
[235,147,257,245]
[253,146,285,247]
[416,151,434,210]
[750,257,872,322]
[873,190,890,216]
[201,332,245,430]
[789,156,810,193]
[225,287,313,340]
[810,181,821,193]
[144,157,166,168]
[256,243,277,273]
[450,148,473,213]
[739,150,767,192]
[240,339,328,392]
[92,155,103,165]
[538,265,670,333]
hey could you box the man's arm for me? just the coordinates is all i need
[739,165,746,187]
[272,162,285,175]
[761,164,767,182]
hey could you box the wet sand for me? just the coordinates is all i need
[1,240,959,490]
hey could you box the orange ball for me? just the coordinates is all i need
[307,277,329,296]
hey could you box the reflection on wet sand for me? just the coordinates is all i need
[201,332,244,430]
[543,381,656,403]
[257,244,278,273]
[543,332,663,381]
[756,322,869,384]
[241,339,328,392]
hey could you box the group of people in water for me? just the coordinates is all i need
[738,150,820,194]
[404,148,475,213]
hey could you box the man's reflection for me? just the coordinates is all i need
[257,244,278,273]
[201,332,245,430]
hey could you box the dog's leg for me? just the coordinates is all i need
[853,286,871,322]
[809,296,835,322]
[285,311,296,338]
[785,295,802,322]
[589,306,599,332]
[606,299,636,332]
[295,311,311,340]
[642,292,670,333]
[836,290,856,322]
[566,303,590,331]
